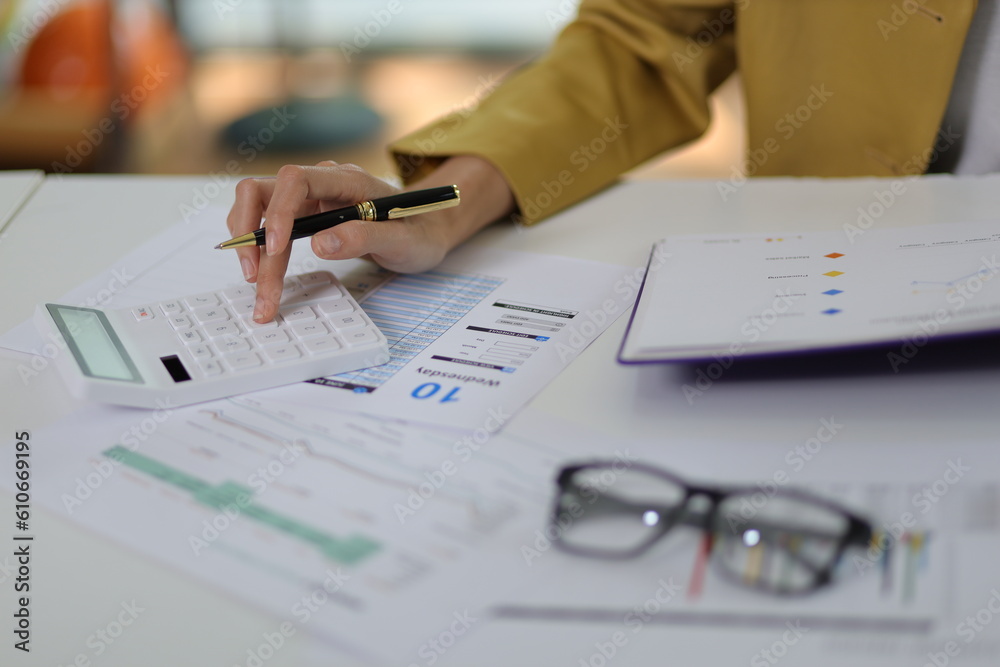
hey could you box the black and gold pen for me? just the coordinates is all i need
[214,185,460,250]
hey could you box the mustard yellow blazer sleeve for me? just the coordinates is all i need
[389,0,739,224]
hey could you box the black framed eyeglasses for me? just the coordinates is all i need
[549,461,873,595]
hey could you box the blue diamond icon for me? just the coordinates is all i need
[822,289,843,296]
[821,308,842,315]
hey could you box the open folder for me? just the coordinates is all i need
[618,220,1000,363]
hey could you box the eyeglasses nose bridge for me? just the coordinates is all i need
[679,491,721,530]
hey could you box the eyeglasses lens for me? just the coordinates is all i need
[712,494,850,592]
[557,466,687,555]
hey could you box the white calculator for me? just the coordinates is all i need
[34,271,389,408]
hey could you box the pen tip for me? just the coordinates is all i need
[213,243,223,249]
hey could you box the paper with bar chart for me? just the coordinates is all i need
[620,219,1000,362]
[0,207,633,429]
[13,401,600,664]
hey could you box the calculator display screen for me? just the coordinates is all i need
[46,305,142,383]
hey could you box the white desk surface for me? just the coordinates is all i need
[2,173,1000,666]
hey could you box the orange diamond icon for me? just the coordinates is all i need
[825,252,844,259]
[823,271,845,277]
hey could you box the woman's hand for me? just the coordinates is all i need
[226,156,516,323]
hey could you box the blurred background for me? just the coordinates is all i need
[0,0,742,182]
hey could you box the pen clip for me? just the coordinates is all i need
[386,198,460,220]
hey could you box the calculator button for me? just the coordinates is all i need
[281,278,304,297]
[343,329,381,347]
[311,283,343,300]
[303,336,342,355]
[229,297,256,318]
[253,329,290,346]
[223,351,262,372]
[189,345,213,359]
[284,285,337,305]
[193,306,230,324]
[168,315,193,331]
[262,344,301,363]
[178,330,203,345]
[298,271,331,287]
[216,335,251,354]
[317,299,353,316]
[330,313,365,330]
[291,321,328,339]
[280,306,316,322]
[132,306,154,322]
[223,285,255,301]
[198,359,223,377]
[244,317,279,330]
[205,322,241,338]
[185,293,220,308]
[160,301,183,316]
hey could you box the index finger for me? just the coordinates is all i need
[227,177,275,283]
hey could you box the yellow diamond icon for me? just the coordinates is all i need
[823,271,845,277]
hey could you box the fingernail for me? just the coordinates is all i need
[241,257,254,281]
[318,234,341,256]
[266,232,276,257]
[253,301,264,322]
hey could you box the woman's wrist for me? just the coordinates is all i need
[408,155,516,252]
